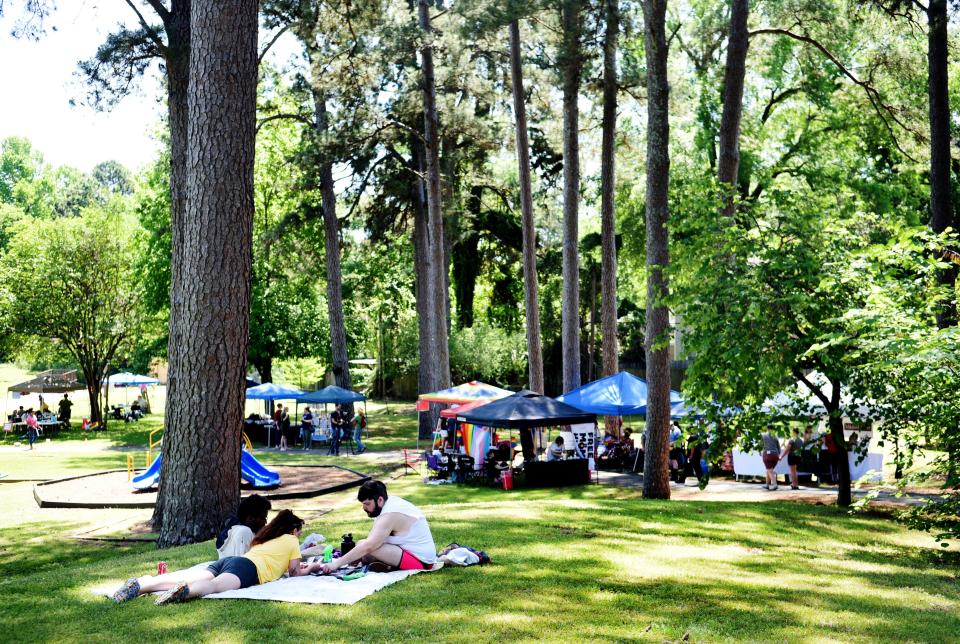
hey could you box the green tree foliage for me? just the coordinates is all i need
[0,207,145,423]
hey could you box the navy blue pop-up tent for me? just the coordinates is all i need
[296,385,366,405]
[245,383,305,446]
[556,371,682,417]
[457,390,596,429]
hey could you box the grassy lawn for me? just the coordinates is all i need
[0,476,958,643]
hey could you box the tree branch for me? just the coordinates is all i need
[140,0,171,23]
[258,24,290,67]
[124,0,165,50]
[256,112,312,135]
[750,27,921,160]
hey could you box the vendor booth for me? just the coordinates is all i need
[456,391,598,488]
[245,382,305,446]
[296,385,367,446]
[557,371,683,420]
[416,381,513,453]
[732,372,884,483]
[5,369,88,434]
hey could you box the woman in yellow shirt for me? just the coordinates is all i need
[112,509,308,605]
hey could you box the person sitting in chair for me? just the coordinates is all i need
[311,480,436,574]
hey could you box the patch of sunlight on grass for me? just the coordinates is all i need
[487,612,535,625]
[432,504,546,521]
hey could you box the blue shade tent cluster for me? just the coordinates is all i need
[457,390,596,429]
[557,371,683,417]
[107,372,160,387]
[296,385,366,405]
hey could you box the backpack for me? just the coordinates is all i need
[360,414,367,429]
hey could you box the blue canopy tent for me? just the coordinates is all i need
[296,385,366,405]
[245,383,305,446]
[296,385,368,434]
[556,371,683,418]
[107,372,160,387]
[106,372,161,411]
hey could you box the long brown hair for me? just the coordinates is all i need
[250,509,303,546]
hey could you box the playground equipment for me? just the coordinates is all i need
[240,451,281,487]
[131,444,280,490]
[132,452,163,490]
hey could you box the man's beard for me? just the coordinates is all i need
[365,505,382,518]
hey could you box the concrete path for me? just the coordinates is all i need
[597,470,942,506]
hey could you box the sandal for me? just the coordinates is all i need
[154,582,190,605]
[111,578,141,603]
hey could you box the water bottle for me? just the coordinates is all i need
[340,533,355,555]
[322,544,333,563]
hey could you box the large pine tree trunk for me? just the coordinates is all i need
[154,0,258,546]
[717,0,749,219]
[561,0,583,393]
[600,0,620,434]
[927,0,957,328]
[314,95,353,395]
[411,133,439,440]
[418,0,450,391]
[163,2,191,441]
[509,19,545,394]
[641,0,672,500]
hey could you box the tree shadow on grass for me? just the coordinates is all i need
[0,521,155,579]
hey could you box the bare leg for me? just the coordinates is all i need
[184,573,242,598]
[137,568,215,595]
[361,543,404,568]
[790,465,799,487]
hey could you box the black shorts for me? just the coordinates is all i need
[206,556,259,588]
[787,453,801,466]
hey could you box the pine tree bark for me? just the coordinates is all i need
[927,0,957,328]
[411,132,439,440]
[717,0,749,220]
[600,0,620,434]
[561,0,583,393]
[313,95,353,396]
[418,0,450,391]
[641,0,672,500]
[509,19,545,394]
[161,2,191,450]
[154,0,258,546]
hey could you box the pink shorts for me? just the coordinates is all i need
[398,549,428,570]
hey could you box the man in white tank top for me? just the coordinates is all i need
[317,480,437,574]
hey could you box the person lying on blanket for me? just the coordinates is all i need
[112,510,310,605]
[309,480,437,574]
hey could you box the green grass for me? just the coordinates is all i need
[0,477,958,643]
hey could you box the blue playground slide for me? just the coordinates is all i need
[241,450,281,488]
[132,452,163,490]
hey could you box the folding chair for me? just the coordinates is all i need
[401,449,422,475]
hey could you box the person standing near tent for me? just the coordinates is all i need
[328,404,347,456]
[761,428,781,491]
[301,407,314,450]
[278,406,292,451]
[23,409,38,450]
[58,394,72,428]
[352,409,366,454]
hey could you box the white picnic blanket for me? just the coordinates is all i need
[92,566,430,605]
[204,569,421,604]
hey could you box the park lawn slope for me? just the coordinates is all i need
[0,481,957,643]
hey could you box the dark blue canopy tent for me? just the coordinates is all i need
[457,390,596,429]
[245,383,305,446]
[296,385,366,405]
[556,371,682,417]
